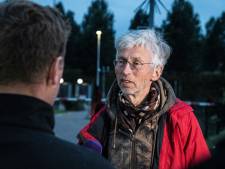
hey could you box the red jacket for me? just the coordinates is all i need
[78,99,211,169]
[158,99,211,169]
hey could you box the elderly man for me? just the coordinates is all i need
[78,29,211,169]
[0,1,115,169]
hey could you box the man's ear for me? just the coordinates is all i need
[151,65,163,81]
[47,56,64,85]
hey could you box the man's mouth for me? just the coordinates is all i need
[120,79,133,84]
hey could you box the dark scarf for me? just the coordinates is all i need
[117,82,161,132]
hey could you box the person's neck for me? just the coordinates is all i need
[0,84,33,95]
[125,87,150,107]
[0,83,53,105]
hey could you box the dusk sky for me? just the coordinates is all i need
[31,0,225,37]
[16,0,225,37]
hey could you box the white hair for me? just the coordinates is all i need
[115,29,171,66]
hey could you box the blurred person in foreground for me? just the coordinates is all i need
[0,1,115,169]
[78,29,211,169]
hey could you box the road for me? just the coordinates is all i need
[54,111,90,143]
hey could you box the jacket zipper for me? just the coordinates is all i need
[118,129,135,169]
[150,122,159,169]
[130,135,136,169]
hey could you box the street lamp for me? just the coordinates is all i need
[75,78,83,98]
[77,78,83,85]
[96,30,102,87]
[60,78,64,84]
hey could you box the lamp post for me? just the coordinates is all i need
[96,30,102,87]
[75,78,83,98]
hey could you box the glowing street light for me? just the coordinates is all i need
[60,78,64,84]
[96,30,102,87]
[77,78,83,85]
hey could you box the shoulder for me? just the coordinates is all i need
[0,129,114,169]
[165,99,204,142]
[166,99,199,133]
[90,104,107,121]
[168,99,194,121]
[33,135,114,169]
[77,105,110,152]
[55,138,114,169]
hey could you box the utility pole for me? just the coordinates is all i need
[149,0,155,28]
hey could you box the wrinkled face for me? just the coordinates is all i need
[114,46,157,96]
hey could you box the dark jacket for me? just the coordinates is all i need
[78,78,210,169]
[0,94,114,169]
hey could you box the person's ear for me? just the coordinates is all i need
[151,65,163,81]
[47,56,64,85]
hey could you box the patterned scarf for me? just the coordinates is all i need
[117,82,161,132]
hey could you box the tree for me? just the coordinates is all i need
[129,9,149,30]
[55,2,65,15]
[162,0,202,73]
[64,10,81,68]
[55,2,82,82]
[80,0,115,82]
[203,12,225,72]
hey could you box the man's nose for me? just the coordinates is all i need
[122,62,132,75]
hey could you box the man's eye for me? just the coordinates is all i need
[132,61,141,66]
[117,60,125,65]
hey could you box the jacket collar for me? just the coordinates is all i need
[106,77,177,120]
[0,94,54,134]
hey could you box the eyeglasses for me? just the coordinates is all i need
[113,59,154,71]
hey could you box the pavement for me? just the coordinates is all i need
[54,110,89,143]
